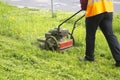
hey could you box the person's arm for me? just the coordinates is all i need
[80,0,88,10]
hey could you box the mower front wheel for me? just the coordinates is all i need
[45,36,59,51]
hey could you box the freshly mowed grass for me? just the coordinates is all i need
[0,1,120,80]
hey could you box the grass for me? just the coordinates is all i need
[0,1,120,80]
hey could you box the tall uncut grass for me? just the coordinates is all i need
[0,1,120,80]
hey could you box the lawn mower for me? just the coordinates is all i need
[37,10,85,51]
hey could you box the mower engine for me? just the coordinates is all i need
[38,27,74,51]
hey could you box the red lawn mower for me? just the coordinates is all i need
[37,10,85,51]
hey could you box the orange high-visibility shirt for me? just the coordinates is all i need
[86,0,113,17]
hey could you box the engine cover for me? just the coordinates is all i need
[45,28,69,40]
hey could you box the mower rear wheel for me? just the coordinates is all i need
[45,36,59,51]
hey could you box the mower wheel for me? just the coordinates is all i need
[45,36,59,51]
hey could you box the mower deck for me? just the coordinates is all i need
[59,39,73,50]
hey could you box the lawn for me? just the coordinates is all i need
[0,1,120,80]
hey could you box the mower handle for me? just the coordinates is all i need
[58,9,83,32]
[71,14,85,36]
[69,14,85,45]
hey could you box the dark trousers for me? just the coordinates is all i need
[85,12,120,62]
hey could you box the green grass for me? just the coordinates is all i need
[0,1,120,80]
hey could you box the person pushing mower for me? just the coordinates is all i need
[80,0,120,67]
